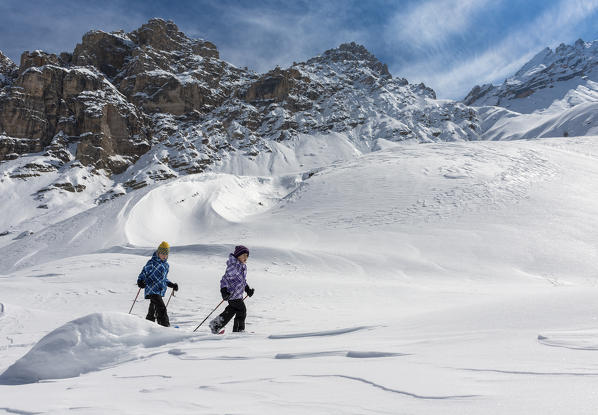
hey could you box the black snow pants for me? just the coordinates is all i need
[213,299,247,332]
[146,294,170,327]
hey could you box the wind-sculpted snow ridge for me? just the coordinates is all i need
[537,329,598,351]
[268,326,374,339]
[0,312,194,384]
[124,173,295,246]
[275,350,406,359]
[300,375,479,400]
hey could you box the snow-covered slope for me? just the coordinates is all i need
[3,136,598,279]
[478,100,598,140]
[2,137,598,413]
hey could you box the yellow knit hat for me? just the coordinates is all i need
[157,241,170,256]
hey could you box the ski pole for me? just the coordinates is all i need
[192,294,250,332]
[166,289,175,308]
[128,287,141,314]
[193,299,225,332]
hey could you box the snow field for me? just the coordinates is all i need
[2,137,598,413]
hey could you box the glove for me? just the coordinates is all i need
[221,287,231,300]
[245,285,254,297]
[137,280,146,288]
[168,282,179,291]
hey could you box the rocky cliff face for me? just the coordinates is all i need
[464,39,598,113]
[0,18,482,201]
[0,52,149,174]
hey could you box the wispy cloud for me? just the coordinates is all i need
[194,2,368,73]
[394,0,598,98]
[0,0,146,63]
[384,0,493,51]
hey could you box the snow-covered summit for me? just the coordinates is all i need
[464,38,598,114]
[462,38,598,140]
[306,42,393,80]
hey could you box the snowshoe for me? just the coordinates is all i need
[209,318,222,334]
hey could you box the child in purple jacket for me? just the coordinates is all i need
[209,245,255,333]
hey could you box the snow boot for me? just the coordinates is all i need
[209,317,222,334]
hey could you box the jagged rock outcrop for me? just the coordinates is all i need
[0,51,18,86]
[19,50,61,73]
[128,19,218,57]
[464,38,598,113]
[0,63,149,173]
[243,67,303,104]
[73,19,247,116]
[72,31,134,78]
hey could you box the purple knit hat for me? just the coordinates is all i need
[233,245,249,258]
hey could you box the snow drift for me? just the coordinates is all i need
[0,312,192,384]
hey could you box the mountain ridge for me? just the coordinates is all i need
[464,38,598,114]
[0,18,480,201]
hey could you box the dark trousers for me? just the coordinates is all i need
[146,294,170,327]
[214,299,247,332]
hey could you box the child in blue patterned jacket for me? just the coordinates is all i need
[137,241,179,327]
[209,245,255,333]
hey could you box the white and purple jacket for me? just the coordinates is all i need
[220,254,248,300]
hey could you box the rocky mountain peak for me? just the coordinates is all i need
[306,42,391,78]
[128,18,218,58]
[73,19,220,80]
[464,38,598,112]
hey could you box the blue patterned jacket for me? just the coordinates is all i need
[220,254,248,300]
[137,252,171,298]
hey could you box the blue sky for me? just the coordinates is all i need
[0,0,597,99]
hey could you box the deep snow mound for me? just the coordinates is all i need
[0,312,192,384]
[124,173,296,246]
